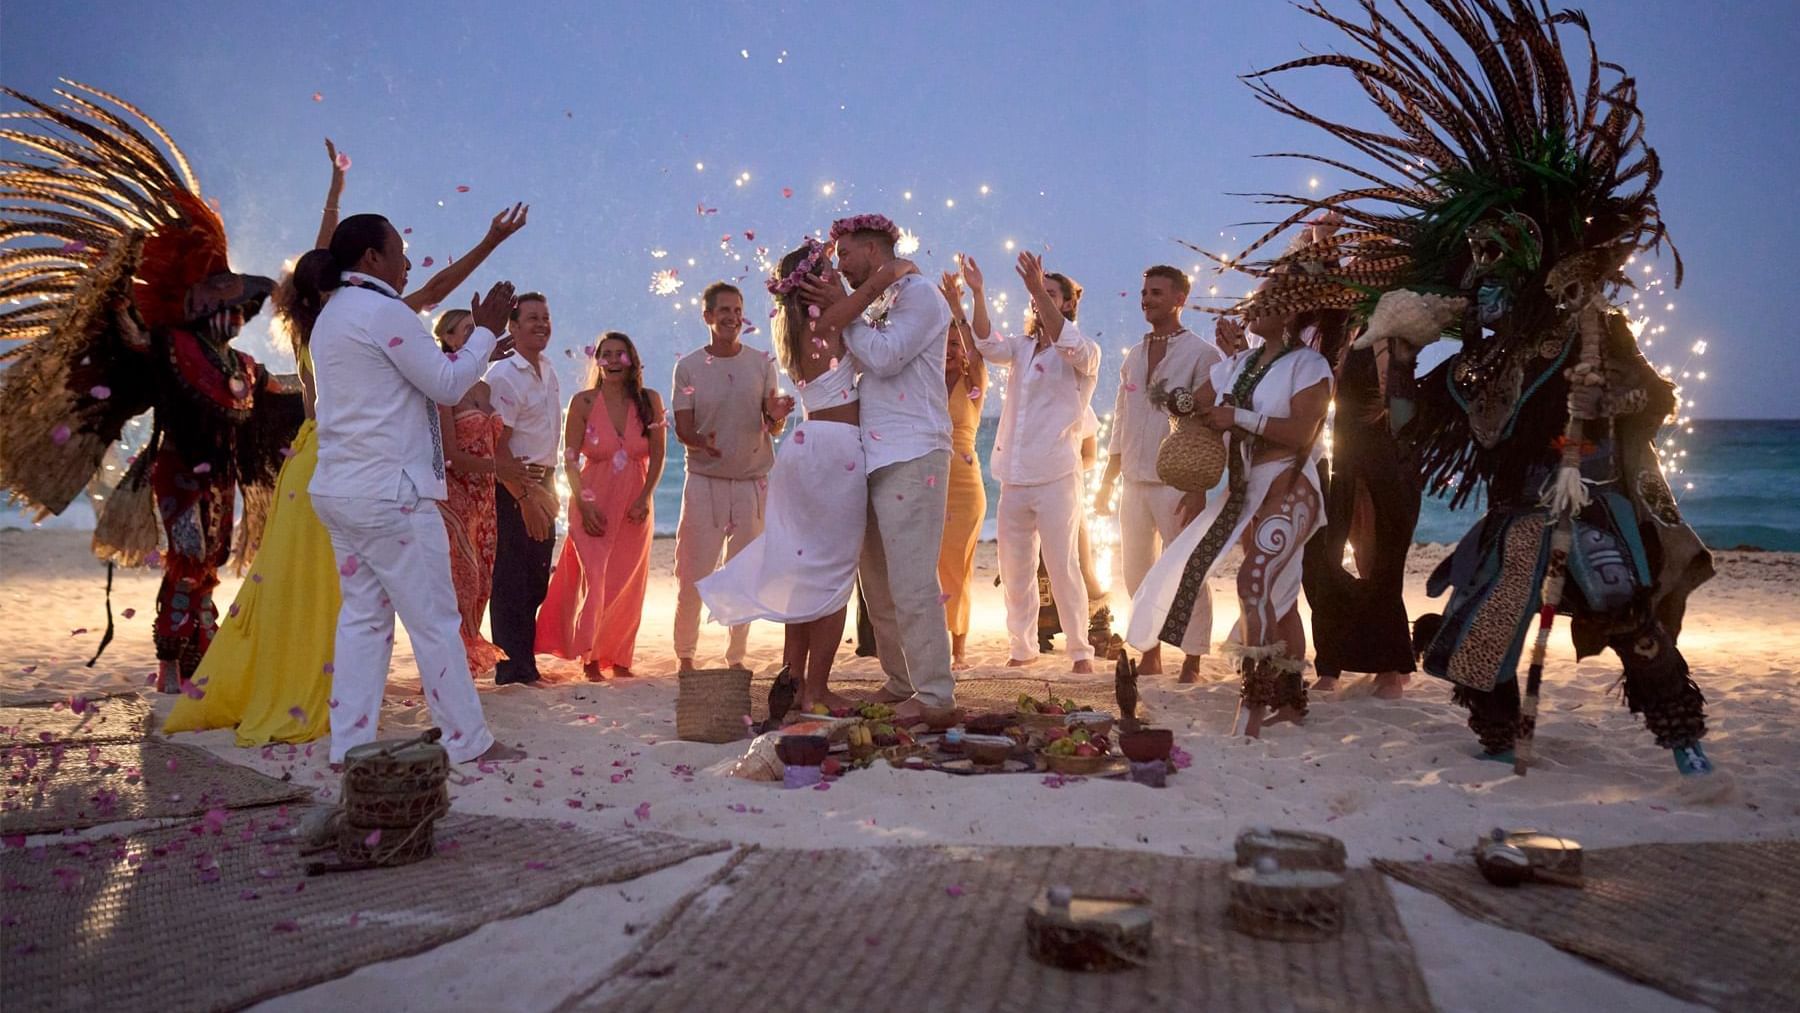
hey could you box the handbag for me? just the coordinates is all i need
[1155,407,1227,493]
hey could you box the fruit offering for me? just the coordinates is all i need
[1017,693,1085,717]
[1043,727,1111,758]
[857,702,896,721]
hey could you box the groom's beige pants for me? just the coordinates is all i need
[859,450,955,708]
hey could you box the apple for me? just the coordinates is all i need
[1043,705,1066,716]
[821,757,844,776]
[1043,727,1068,742]
[1074,744,1099,758]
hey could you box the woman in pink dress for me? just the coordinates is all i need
[536,332,666,680]
[435,309,514,676]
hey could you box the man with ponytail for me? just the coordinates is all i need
[303,214,525,765]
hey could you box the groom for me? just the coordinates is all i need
[813,214,955,720]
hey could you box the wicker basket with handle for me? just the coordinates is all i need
[677,668,752,743]
[1155,407,1227,494]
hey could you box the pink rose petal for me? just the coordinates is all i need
[335,151,351,171]
[945,884,966,897]
[192,462,212,475]
[339,555,359,578]
[781,187,794,198]
[387,336,404,347]
[421,257,435,268]
[455,185,471,193]
[90,385,112,400]
[633,802,652,822]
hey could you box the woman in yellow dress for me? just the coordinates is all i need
[165,143,527,745]
[936,270,987,670]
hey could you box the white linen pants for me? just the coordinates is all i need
[861,450,955,708]
[997,473,1093,663]
[313,483,496,764]
[673,473,766,664]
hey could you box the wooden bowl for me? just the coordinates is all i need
[963,734,1015,766]
[1119,728,1174,763]
[964,713,1014,736]
[775,734,829,767]
[1042,751,1112,776]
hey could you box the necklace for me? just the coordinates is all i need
[1144,327,1186,343]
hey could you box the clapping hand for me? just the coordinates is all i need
[960,254,985,293]
[1214,316,1248,356]
[939,271,964,315]
[485,203,529,245]
[471,281,516,337]
[1014,251,1046,292]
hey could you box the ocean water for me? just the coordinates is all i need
[10,420,1799,552]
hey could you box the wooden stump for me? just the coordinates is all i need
[1025,889,1153,971]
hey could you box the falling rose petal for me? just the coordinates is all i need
[311,92,323,102]
[180,680,205,700]
[792,430,805,446]
[335,151,351,171]
[387,336,404,348]
[353,715,369,729]
[744,230,755,241]
[403,227,413,235]
[807,305,821,319]
[322,662,335,675]
[781,187,794,198]
[1124,383,1139,393]
[456,185,471,193]
[926,475,937,487]
[945,885,966,897]
[633,802,652,822]
[51,424,72,445]
[20,665,37,675]
[90,385,112,400]
[421,257,435,268]
[70,627,88,637]
[363,829,382,848]
[190,462,213,475]
[288,706,307,722]
[938,592,952,604]
[339,555,359,578]
[844,461,856,471]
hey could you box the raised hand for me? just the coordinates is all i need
[485,203,529,245]
[960,254,985,293]
[939,270,964,310]
[324,138,347,189]
[1015,251,1046,292]
[471,281,516,336]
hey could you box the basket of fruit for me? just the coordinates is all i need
[844,722,879,761]
[1065,711,1115,739]
[1015,693,1084,731]
[1040,726,1113,774]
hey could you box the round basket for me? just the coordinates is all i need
[1234,828,1348,873]
[342,735,448,798]
[1042,751,1112,776]
[1016,712,1067,733]
[334,818,437,868]
[676,668,752,743]
[344,782,450,829]
[1155,415,1227,493]
[1227,866,1345,942]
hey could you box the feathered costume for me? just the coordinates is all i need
[0,81,301,685]
[1202,2,1713,772]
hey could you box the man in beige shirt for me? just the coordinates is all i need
[671,282,791,670]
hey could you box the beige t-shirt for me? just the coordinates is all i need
[671,343,779,480]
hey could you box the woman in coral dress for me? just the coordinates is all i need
[435,309,510,676]
[536,332,665,680]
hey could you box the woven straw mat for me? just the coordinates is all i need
[749,675,1116,723]
[1378,840,1800,1012]
[572,845,1432,1012]
[1,739,309,836]
[1,692,153,746]
[0,807,730,1013]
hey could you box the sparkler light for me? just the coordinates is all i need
[649,269,684,297]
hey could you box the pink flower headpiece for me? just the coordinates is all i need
[829,213,901,244]
[765,237,832,297]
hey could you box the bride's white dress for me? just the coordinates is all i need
[699,355,866,624]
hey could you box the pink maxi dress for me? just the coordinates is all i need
[535,399,653,671]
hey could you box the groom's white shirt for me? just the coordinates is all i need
[842,272,952,473]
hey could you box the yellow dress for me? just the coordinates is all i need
[938,369,987,637]
[164,350,337,745]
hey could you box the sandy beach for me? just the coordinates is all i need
[4,527,1797,1011]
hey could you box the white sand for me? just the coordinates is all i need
[5,527,1796,1011]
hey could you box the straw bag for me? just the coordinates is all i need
[1155,413,1227,493]
[677,668,752,743]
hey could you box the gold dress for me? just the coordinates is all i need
[938,369,987,637]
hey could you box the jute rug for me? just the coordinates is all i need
[1,692,153,745]
[1,739,309,835]
[1378,840,1800,1012]
[749,675,1116,722]
[0,808,731,1012]
[571,845,1433,1012]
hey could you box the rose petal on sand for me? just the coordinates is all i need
[945,885,965,897]
[633,802,652,821]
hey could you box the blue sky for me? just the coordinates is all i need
[6,0,1796,417]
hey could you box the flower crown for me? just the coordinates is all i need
[765,236,831,297]
[828,213,900,244]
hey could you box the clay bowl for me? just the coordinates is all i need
[1119,728,1174,763]
[962,734,1016,766]
[964,713,1014,736]
[917,706,967,732]
[775,734,829,767]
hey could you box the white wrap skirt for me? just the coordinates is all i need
[699,419,866,625]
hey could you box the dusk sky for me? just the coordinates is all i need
[6,0,1796,418]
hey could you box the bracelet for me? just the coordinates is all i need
[323,204,339,212]
[1233,408,1269,436]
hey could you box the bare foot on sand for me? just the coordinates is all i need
[1072,659,1094,675]
[1139,645,1163,676]
[677,657,696,673]
[477,742,527,763]
[952,657,971,672]
[1372,672,1408,699]
[817,689,858,711]
[1006,656,1037,668]
[728,662,751,672]
[1234,702,1265,739]
[864,688,911,704]
[583,661,608,682]
[1312,674,1341,694]
[1178,657,1202,684]
[612,666,636,679]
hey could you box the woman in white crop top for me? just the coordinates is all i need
[1125,282,1335,739]
[699,239,918,714]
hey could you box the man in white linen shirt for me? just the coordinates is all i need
[967,252,1101,673]
[803,213,954,719]
[305,212,524,764]
[484,293,561,685]
[1095,265,1223,681]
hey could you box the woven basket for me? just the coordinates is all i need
[1228,866,1346,941]
[677,668,752,743]
[1235,828,1349,873]
[1156,415,1227,493]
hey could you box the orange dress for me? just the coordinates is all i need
[535,399,653,670]
[443,407,506,675]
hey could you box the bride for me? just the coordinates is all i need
[699,238,917,712]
